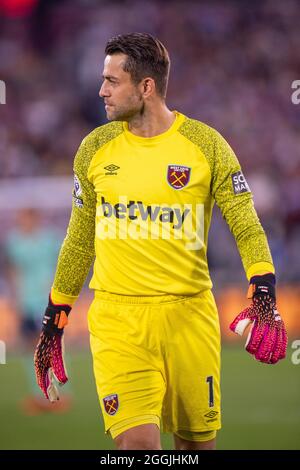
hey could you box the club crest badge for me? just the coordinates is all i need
[103,394,119,415]
[167,165,191,190]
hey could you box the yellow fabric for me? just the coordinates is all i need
[88,290,221,436]
[51,287,77,306]
[109,415,160,439]
[52,110,274,298]
[246,261,275,281]
[175,429,216,442]
[109,416,216,442]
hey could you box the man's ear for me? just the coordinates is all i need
[142,78,155,98]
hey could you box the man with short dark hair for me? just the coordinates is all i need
[34,32,287,450]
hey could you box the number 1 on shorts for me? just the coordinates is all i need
[206,375,214,407]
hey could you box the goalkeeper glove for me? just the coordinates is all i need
[34,296,71,402]
[229,273,288,364]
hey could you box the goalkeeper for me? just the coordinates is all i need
[34,32,287,450]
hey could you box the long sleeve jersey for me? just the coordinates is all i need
[51,111,274,304]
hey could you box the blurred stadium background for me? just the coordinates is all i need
[0,0,299,450]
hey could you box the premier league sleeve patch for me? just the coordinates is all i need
[167,165,191,190]
[73,174,83,208]
[74,174,82,197]
[231,171,251,195]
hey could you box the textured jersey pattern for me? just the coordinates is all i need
[52,122,123,296]
[178,118,273,274]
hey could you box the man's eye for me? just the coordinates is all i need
[102,78,117,85]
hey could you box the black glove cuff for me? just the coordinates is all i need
[42,297,72,337]
[249,273,276,300]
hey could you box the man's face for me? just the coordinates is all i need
[99,53,144,121]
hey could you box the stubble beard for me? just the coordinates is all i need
[106,93,144,123]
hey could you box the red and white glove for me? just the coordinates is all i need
[230,274,288,364]
[34,297,71,402]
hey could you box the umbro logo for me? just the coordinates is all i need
[204,410,219,423]
[204,411,218,419]
[104,164,120,175]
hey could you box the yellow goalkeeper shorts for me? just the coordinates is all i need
[88,289,221,439]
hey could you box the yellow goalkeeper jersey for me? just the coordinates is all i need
[52,111,274,303]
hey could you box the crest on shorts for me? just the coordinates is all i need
[103,394,119,415]
[167,165,191,190]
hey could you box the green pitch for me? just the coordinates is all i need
[0,347,299,450]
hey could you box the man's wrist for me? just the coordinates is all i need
[247,273,276,300]
[42,296,72,337]
[246,262,275,281]
[51,287,78,306]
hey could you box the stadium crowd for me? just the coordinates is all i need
[0,0,299,286]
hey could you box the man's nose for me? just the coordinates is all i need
[99,82,108,98]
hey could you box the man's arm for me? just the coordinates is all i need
[210,129,274,279]
[178,118,273,279]
[210,129,287,363]
[51,135,97,306]
[51,120,124,304]
[34,133,97,402]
